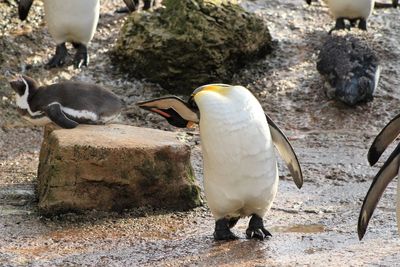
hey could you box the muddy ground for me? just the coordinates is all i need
[1,0,400,266]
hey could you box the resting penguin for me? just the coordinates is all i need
[305,0,375,33]
[137,84,303,240]
[358,113,400,240]
[9,75,122,129]
[18,0,135,68]
[317,35,380,106]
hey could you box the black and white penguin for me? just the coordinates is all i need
[18,0,135,68]
[9,75,123,129]
[358,113,400,240]
[137,84,303,240]
[304,0,375,33]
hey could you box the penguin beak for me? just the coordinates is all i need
[9,76,26,95]
[136,96,199,128]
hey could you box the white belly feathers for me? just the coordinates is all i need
[323,0,374,19]
[43,0,100,45]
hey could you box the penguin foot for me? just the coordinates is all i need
[115,7,131,13]
[328,18,346,34]
[213,218,239,241]
[358,18,367,31]
[143,0,152,10]
[46,43,68,69]
[117,0,138,12]
[72,43,88,69]
[245,214,272,241]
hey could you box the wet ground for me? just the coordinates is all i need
[1,0,400,266]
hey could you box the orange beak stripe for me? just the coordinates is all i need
[151,108,171,118]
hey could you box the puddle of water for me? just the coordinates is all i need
[270,224,325,234]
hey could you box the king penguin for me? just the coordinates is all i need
[18,0,135,68]
[358,113,400,240]
[137,84,303,240]
[305,0,375,33]
[9,75,123,129]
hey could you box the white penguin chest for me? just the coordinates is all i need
[323,0,374,19]
[198,93,278,218]
[43,0,100,44]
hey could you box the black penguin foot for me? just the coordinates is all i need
[115,7,131,13]
[328,18,346,34]
[245,214,272,241]
[117,0,138,12]
[349,18,358,28]
[72,43,88,69]
[46,43,68,69]
[213,218,239,241]
[358,18,367,31]
[143,0,152,10]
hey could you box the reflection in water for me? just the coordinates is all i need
[270,224,325,233]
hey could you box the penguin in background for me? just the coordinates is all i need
[137,84,303,240]
[9,75,122,129]
[116,0,156,13]
[306,0,398,7]
[305,0,375,33]
[18,0,136,68]
[358,113,400,240]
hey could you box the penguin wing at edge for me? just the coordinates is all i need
[368,113,400,166]
[45,103,79,129]
[18,0,34,21]
[358,142,400,240]
[265,114,303,189]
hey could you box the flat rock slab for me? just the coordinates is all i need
[37,124,201,216]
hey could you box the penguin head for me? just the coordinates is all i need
[137,84,236,128]
[9,75,39,110]
[137,96,199,128]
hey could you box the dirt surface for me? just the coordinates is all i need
[1,0,400,266]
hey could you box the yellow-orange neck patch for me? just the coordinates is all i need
[192,84,231,99]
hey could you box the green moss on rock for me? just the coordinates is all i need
[111,0,273,94]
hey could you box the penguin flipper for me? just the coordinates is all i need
[45,103,79,129]
[358,142,400,240]
[18,0,34,21]
[368,113,400,166]
[265,114,303,189]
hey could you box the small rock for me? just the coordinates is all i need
[37,124,201,216]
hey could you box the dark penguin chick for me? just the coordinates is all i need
[317,34,380,106]
[9,75,123,129]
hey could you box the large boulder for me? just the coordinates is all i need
[111,0,273,94]
[37,124,201,216]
